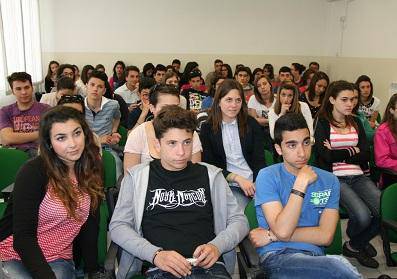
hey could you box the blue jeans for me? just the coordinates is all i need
[0,259,76,279]
[145,262,230,279]
[260,248,362,279]
[339,175,381,250]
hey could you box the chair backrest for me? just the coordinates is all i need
[264,149,274,166]
[118,126,128,147]
[244,200,259,230]
[102,150,117,189]
[0,148,29,191]
[381,183,397,242]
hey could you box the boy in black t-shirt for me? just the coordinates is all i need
[110,105,248,279]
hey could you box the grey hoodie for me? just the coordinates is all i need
[109,161,249,279]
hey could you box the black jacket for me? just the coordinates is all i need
[200,116,266,181]
[314,117,370,173]
[0,156,97,279]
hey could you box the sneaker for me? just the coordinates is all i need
[363,243,377,257]
[343,242,379,268]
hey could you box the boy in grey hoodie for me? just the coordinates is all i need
[110,105,249,279]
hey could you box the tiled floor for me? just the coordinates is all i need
[232,219,397,279]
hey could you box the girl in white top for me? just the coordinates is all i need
[123,85,202,172]
[268,83,313,139]
[248,75,275,127]
[356,75,380,129]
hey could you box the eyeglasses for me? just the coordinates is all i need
[58,94,84,104]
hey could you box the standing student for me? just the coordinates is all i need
[315,80,381,268]
[356,75,380,129]
[268,83,313,140]
[123,84,202,171]
[299,71,329,118]
[44,61,59,93]
[374,94,397,188]
[0,106,104,279]
[200,79,266,209]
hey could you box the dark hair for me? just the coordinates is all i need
[291,63,306,75]
[81,65,95,84]
[139,77,156,92]
[214,59,223,64]
[149,84,180,107]
[274,83,301,115]
[355,75,374,102]
[309,62,320,69]
[318,80,357,129]
[253,68,264,79]
[163,71,179,85]
[221,64,233,79]
[124,65,140,78]
[263,64,275,80]
[95,64,105,71]
[235,66,251,83]
[57,95,85,114]
[235,64,244,72]
[112,61,126,82]
[88,70,107,84]
[188,69,202,80]
[352,83,360,115]
[143,63,155,77]
[153,105,197,139]
[45,61,59,80]
[382,93,397,140]
[253,75,273,105]
[274,112,309,145]
[208,76,225,98]
[39,106,103,218]
[56,76,76,92]
[7,72,32,89]
[57,64,75,80]
[279,66,291,74]
[73,65,79,73]
[172,59,181,65]
[181,62,199,85]
[307,71,329,102]
[208,79,248,138]
[154,64,166,75]
[302,68,315,86]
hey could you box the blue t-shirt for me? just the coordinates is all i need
[255,163,340,257]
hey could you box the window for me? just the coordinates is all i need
[0,0,42,95]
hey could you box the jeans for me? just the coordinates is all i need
[260,248,362,279]
[0,259,76,279]
[339,175,381,249]
[145,263,230,279]
[230,186,251,211]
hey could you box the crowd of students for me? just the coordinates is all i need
[0,57,396,278]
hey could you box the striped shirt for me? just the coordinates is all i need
[330,125,363,176]
[85,96,121,136]
[0,181,90,262]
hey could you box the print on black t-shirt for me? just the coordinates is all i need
[142,160,215,258]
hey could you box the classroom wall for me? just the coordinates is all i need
[31,0,397,114]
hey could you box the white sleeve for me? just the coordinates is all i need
[268,108,279,139]
[300,102,314,137]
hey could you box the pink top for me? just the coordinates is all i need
[374,122,397,172]
[0,181,90,261]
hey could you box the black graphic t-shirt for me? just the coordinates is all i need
[142,160,215,257]
[181,88,207,111]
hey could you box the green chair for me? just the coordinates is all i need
[0,148,29,219]
[0,148,29,191]
[238,200,343,278]
[118,125,128,148]
[380,183,397,266]
[264,149,274,166]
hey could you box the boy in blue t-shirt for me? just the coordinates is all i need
[250,113,362,279]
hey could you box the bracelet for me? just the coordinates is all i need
[267,230,274,242]
[152,249,162,264]
[291,188,305,198]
